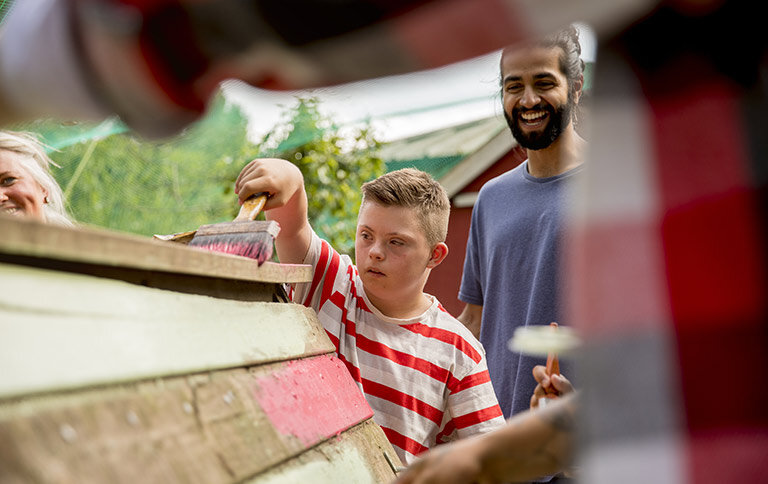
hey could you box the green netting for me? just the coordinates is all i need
[0,0,14,24]
[8,96,389,260]
[35,118,129,152]
[9,96,264,237]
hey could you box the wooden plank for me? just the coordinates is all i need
[0,253,289,302]
[0,263,334,398]
[250,420,400,484]
[0,215,312,284]
[0,356,382,484]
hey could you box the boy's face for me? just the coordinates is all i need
[355,201,438,312]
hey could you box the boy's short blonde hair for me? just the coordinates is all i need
[361,168,450,247]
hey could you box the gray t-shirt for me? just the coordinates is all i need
[459,160,582,418]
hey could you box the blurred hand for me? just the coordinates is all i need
[393,435,489,484]
[530,366,574,409]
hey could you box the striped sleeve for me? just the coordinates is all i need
[290,232,368,378]
[291,232,344,330]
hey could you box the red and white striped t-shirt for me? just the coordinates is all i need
[292,232,505,464]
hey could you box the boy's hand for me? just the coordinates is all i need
[235,158,303,209]
[530,366,574,409]
[235,158,311,264]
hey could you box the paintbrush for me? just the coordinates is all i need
[507,322,580,408]
[187,193,279,265]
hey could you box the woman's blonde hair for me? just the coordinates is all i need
[0,130,74,226]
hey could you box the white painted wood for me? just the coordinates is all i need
[0,215,312,284]
[0,263,333,399]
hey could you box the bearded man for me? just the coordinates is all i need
[457,26,585,442]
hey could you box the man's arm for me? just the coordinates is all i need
[235,158,312,264]
[457,303,483,339]
[394,395,577,484]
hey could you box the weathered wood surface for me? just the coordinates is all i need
[1,215,401,483]
[0,356,395,484]
[250,420,399,484]
[0,262,332,399]
[0,215,311,285]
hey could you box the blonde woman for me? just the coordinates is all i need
[0,130,73,226]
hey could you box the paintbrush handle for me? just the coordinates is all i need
[546,351,560,376]
[545,322,560,376]
[234,193,268,222]
[542,322,560,406]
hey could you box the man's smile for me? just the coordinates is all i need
[519,109,549,128]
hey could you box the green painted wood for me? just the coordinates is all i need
[0,263,334,399]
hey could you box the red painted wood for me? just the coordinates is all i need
[252,354,373,447]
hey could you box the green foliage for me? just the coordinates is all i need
[11,94,383,256]
[259,97,385,255]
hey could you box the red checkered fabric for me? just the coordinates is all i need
[567,4,768,482]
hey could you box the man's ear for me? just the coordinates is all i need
[573,74,584,104]
[427,242,449,268]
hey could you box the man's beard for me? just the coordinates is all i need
[505,94,575,150]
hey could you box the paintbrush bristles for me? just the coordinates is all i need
[188,220,280,266]
[190,232,274,265]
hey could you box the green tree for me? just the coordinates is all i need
[258,97,385,255]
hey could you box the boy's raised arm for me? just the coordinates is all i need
[235,158,313,264]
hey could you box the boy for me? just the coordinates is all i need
[235,159,504,464]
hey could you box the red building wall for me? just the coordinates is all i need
[425,145,526,317]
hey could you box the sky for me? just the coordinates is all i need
[223,24,596,143]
